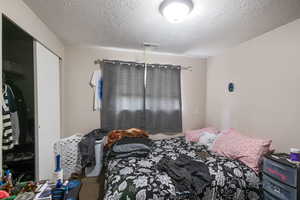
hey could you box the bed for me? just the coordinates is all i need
[103,136,261,200]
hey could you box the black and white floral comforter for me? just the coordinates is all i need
[103,137,261,200]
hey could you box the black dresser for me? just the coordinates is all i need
[263,154,300,200]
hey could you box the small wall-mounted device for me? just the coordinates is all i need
[228,82,234,92]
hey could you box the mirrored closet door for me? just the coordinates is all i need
[1,15,61,181]
[2,16,35,181]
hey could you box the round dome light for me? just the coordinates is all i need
[160,0,194,23]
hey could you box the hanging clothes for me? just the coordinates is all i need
[2,84,15,150]
[2,104,13,150]
[10,112,20,145]
[90,69,103,111]
[8,82,28,144]
[3,84,17,111]
[3,84,21,146]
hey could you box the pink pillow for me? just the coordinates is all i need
[211,129,272,173]
[185,127,219,142]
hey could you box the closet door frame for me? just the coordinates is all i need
[33,42,38,181]
[0,14,3,177]
[34,41,61,181]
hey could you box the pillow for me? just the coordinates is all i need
[211,129,272,173]
[149,133,184,140]
[197,132,218,150]
[185,127,219,142]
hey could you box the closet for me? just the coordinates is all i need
[1,15,61,181]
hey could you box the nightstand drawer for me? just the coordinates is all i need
[263,157,297,187]
[263,174,297,200]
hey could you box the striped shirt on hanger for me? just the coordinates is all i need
[2,84,14,150]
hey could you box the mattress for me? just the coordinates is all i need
[103,136,261,200]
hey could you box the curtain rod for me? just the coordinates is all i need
[94,59,192,71]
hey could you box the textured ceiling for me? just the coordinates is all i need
[23,0,300,57]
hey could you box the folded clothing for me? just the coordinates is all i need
[108,137,152,159]
[109,151,150,159]
[157,154,212,198]
[112,137,152,152]
[106,128,149,148]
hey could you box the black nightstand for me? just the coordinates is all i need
[262,154,300,200]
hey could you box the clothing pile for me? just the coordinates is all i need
[78,128,151,169]
[105,128,152,159]
[157,154,213,199]
[106,128,149,148]
[78,128,109,168]
[108,137,152,159]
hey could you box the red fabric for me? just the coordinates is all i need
[106,128,149,148]
[0,190,10,199]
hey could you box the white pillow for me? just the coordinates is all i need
[197,132,217,150]
[149,133,184,140]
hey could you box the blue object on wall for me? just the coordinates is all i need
[228,82,234,92]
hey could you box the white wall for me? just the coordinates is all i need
[206,18,300,152]
[62,46,207,137]
[0,0,64,58]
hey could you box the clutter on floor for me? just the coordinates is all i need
[0,170,38,200]
[0,166,81,200]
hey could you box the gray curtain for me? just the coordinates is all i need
[101,61,145,130]
[145,64,182,134]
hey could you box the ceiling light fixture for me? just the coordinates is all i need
[159,0,194,23]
